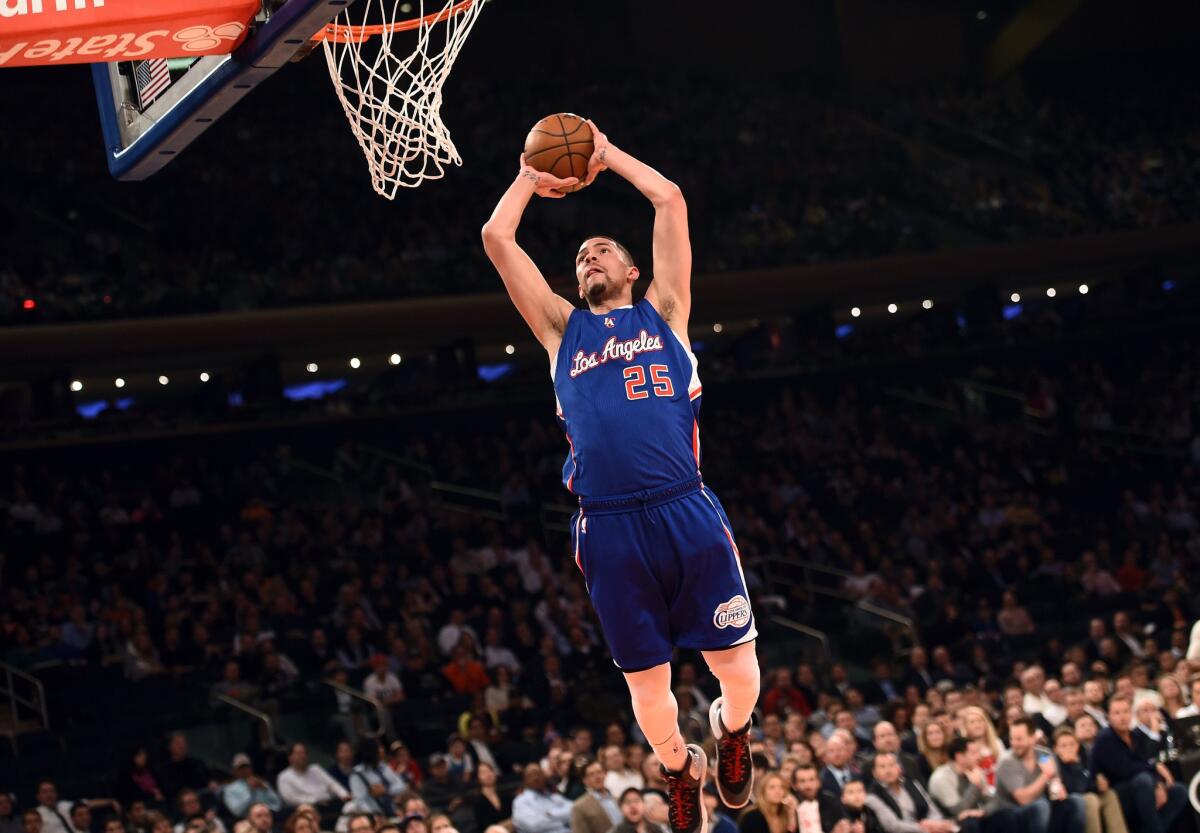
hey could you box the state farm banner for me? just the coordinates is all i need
[0,0,261,67]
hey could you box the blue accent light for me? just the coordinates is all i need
[76,401,108,420]
[835,324,855,340]
[228,392,245,407]
[1162,280,1177,292]
[1003,303,1024,320]
[477,363,514,383]
[283,379,347,401]
[955,312,968,332]
[114,398,136,411]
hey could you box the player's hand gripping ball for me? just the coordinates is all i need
[523,113,596,195]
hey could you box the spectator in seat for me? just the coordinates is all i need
[512,763,572,833]
[1130,697,1164,759]
[1071,716,1099,757]
[994,717,1083,833]
[959,708,1004,789]
[862,752,953,833]
[1088,698,1187,833]
[613,788,666,833]
[37,782,121,833]
[118,747,165,804]
[1175,677,1200,718]
[23,810,42,833]
[838,780,879,833]
[347,740,405,817]
[326,742,356,794]
[903,649,934,697]
[104,821,124,833]
[0,794,20,833]
[442,644,490,696]
[868,724,921,787]
[386,742,423,790]
[173,793,226,833]
[471,762,511,832]
[821,731,861,796]
[571,760,620,833]
[276,743,350,813]
[1050,727,1126,833]
[67,804,91,833]
[735,772,797,833]
[363,657,404,706]
[423,754,467,808]
[1080,683,1108,728]
[245,805,272,833]
[762,669,811,717]
[790,763,847,833]
[601,747,643,801]
[927,738,1018,833]
[914,724,947,783]
[223,756,283,819]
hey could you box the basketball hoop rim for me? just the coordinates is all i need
[313,0,477,43]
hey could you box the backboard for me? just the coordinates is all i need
[90,0,345,180]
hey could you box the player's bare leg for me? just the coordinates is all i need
[625,663,707,833]
[702,642,760,809]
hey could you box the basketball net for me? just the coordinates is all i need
[316,0,485,199]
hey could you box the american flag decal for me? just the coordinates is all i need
[134,58,171,108]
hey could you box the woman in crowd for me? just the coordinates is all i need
[1157,676,1186,718]
[117,747,165,804]
[471,762,511,832]
[915,722,948,782]
[736,772,797,833]
[959,707,1005,789]
[1131,696,1165,758]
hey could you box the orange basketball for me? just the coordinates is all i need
[523,113,594,193]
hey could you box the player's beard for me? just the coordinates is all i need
[585,274,615,304]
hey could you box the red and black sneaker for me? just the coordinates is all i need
[661,743,708,833]
[709,696,753,809]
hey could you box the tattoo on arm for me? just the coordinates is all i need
[521,169,539,185]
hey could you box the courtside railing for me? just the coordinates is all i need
[323,679,389,740]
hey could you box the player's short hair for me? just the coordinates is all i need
[580,235,635,268]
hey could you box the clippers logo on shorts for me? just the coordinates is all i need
[712,595,750,630]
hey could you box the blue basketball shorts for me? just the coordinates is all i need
[569,475,757,671]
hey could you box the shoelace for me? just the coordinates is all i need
[719,731,748,785]
[665,767,698,830]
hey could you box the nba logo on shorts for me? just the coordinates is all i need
[713,595,750,629]
[604,317,615,328]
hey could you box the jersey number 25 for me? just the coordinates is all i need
[624,364,674,400]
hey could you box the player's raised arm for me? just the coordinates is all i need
[584,121,692,331]
[481,157,579,353]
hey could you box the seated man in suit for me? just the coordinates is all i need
[821,731,862,796]
[863,753,955,833]
[572,759,621,833]
[792,763,849,833]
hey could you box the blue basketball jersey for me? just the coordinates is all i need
[552,298,702,497]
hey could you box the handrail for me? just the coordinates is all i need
[0,661,49,734]
[322,679,388,740]
[770,615,830,660]
[357,444,436,479]
[212,693,284,750]
[857,601,921,648]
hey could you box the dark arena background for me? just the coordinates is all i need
[2,1,1200,833]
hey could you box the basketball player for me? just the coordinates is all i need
[482,121,760,833]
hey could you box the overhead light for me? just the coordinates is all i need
[922,299,933,310]
[1010,292,1021,303]
[976,9,987,20]
[114,377,126,389]
[1046,287,1057,298]
[70,380,83,392]
[1078,283,1089,295]
[199,372,210,382]
[850,307,861,318]
[306,363,318,373]
[158,375,169,385]
[389,353,402,366]
[349,357,361,369]
[505,344,515,355]
[713,323,724,333]
[887,303,898,314]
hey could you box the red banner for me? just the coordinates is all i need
[0,0,261,67]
